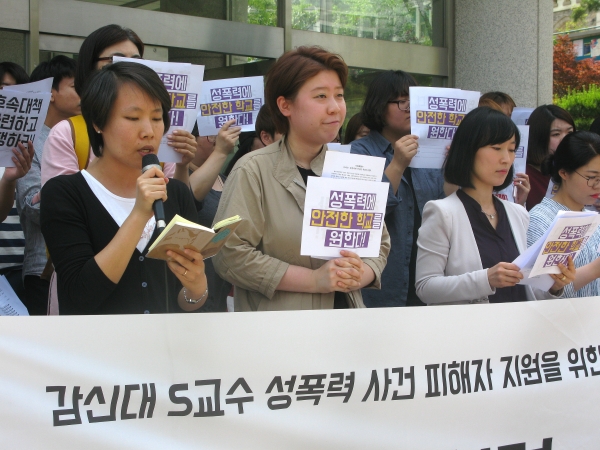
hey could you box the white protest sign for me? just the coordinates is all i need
[511,107,535,125]
[301,176,388,259]
[495,125,530,203]
[4,78,53,94]
[196,76,264,136]
[409,86,480,169]
[2,298,600,449]
[0,85,51,166]
[321,151,385,182]
[114,57,205,163]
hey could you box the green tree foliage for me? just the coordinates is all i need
[555,85,600,130]
[571,0,600,23]
[248,0,277,26]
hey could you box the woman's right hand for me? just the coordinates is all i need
[487,262,524,288]
[215,119,242,156]
[133,166,168,219]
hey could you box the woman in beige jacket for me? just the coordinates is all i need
[213,46,390,311]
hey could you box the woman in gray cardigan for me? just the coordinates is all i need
[416,108,574,305]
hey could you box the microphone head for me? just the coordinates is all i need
[142,153,161,173]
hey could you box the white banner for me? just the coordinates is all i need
[2,298,600,449]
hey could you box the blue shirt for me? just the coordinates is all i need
[351,130,445,307]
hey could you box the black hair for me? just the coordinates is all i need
[81,62,171,157]
[444,107,520,191]
[360,70,417,133]
[526,104,576,166]
[75,24,144,96]
[29,55,77,90]
[224,131,257,177]
[541,131,600,186]
[255,105,277,142]
[343,112,367,144]
[589,117,600,136]
[0,62,29,86]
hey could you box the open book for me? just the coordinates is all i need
[146,215,241,261]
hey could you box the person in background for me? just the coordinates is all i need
[528,131,600,298]
[255,105,283,147]
[0,62,32,300]
[343,112,369,144]
[187,121,240,312]
[416,107,573,305]
[351,70,444,308]
[15,55,80,315]
[213,46,389,311]
[478,91,516,117]
[41,62,207,315]
[0,62,29,88]
[525,105,575,211]
[477,92,530,207]
[41,24,196,188]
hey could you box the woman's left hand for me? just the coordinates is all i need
[168,130,197,166]
[513,172,530,206]
[549,255,576,293]
[167,248,207,296]
[333,250,366,291]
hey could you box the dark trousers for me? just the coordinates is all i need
[23,275,50,316]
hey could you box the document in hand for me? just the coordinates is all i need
[301,152,388,259]
[113,57,205,163]
[409,86,480,169]
[146,215,241,261]
[513,210,600,290]
[0,275,28,316]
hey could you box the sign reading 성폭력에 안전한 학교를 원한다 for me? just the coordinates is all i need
[1,297,600,449]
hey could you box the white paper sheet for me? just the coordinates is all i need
[494,125,530,203]
[409,86,480,169]
[113,57,205,163]
[514,210,600,284]
[4,78,53,94]
[326,143,351,153]
[196,76,264,136]
[0,275,28,316]
[321,151,385,183]
[301,177,389,259]
[511,107,535,125]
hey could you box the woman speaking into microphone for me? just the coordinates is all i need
[41,62,207,314]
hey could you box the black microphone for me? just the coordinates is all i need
[141,154,167,231]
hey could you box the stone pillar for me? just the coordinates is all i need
[454,0,553,107]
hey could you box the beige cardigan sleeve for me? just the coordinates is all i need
[212,164,290,300]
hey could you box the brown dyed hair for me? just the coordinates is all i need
[479,91,516,111]
[265,46,348,135]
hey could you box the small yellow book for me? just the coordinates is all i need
[146,215,242,261]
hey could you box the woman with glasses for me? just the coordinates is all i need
[350,70,445,308]
[41,24,197,187]
[528,131,600,298]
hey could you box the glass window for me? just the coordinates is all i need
[292,0,442,45]
[76,0,278,26]
[0,30,26,68]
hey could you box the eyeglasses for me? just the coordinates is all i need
[94,55,143,64]
[388,99,410,111]
[574,170,600,188]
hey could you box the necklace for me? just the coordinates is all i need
[481,209,496,220]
